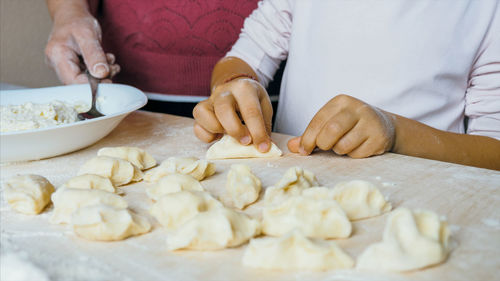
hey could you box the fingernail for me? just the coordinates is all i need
[259,142,269,152]
[299,146,307,155]
[93,63,109,77]
[240,136,251,145]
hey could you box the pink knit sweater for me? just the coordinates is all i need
[89,0,258,96]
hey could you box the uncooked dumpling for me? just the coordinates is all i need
[243,230,354,270]
[264,167,319,205]
[71,204,151,241]
[144,157,215,182]
[262,195,351,239]
[63,174,115,193]
[357,208,450,272]
[225,164,261,209]
[150,190,222,230]
[167,207,260,251]
[78,156,143,186]
[50,188,128,224]
[97,146,156,170]
[146,173,204,201]
[206,135,282,160]
[302,181,392,220]
[3,174,55,215]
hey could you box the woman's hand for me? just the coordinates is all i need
[193,78,273,152]
[45,4,119,84]
[288,94,395,158]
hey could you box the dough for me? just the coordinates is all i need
[97,147,156,170]
[150,190,222,230]
[63,174,115,193]
[264,167,319,205]
[262,195,351,239]
[78,156,143,186]
[243,230,354,270]
[2,174,55,215]
[357,208,450,272]
[302,181,392,220]
[50,188,128,224]
[206,135,282,160]
[146,173,204,201]
[144,157,215,182]
[225,164,261,209]
[71,204,151,241]
[167,208,260,251]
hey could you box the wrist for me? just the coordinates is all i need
[52,0,90,23]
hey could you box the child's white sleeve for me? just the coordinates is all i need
[465,6,500,140]
[226,0,294,87]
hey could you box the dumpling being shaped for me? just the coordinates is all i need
[146,173,204,201]
[243,230,354,271]
[264,166,319,205]
[63,174,115,193]
[206,135,282,160]
[167,207,260,251]
[150,190,222,230]
[78,156,143,186]
[225,164,261,209]
[72,204,151,241]
[302,181,392,220]
[97,146,156,170]
[357,208,450,272]
[262,195,351,239]
[3,174,55,215]
[144,157,215,182]
[50,188,128,224]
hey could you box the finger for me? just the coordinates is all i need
[315,113,358,151]
[213,93,250,144]
[287,136,301,153]
[109,64,120,78]
[332,126,368,155]
[192,100,225,134]
[73,28,109,78]
[233,89,270,152]
[49,44,85,84]
[260,96,273,135]
[347,139,383,159]
[300,102,339,155]
[106,53,116,64]
[194,122,220,143]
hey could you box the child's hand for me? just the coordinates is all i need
[287,94,395,158]
[193,78,273,152]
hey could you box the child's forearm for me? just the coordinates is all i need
[211,57,261,91]
[390,113,500,170]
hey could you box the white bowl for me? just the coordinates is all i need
[0,84,147,162]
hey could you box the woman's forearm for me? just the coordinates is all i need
[390,113,500,170]
[46,0,89,20]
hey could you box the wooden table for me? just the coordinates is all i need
[1,111,499,281]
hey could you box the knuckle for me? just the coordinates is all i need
[326,121,343,135]
[316,140,331,151]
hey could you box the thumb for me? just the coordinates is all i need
[287,136,301,153]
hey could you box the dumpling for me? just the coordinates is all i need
[262,195,351,239]
[146,173,204,201]
[78,156,143,186]
[150,190,222,230]
[301,181,391,221]
[167,208,260,251]
[63,174,115,193]
[206,135,282,160]
[3,174,54,215]
[357,208,450,272]
[50,188,128,224]
[264,167,319,205]
[225,164,261,209]
[144,157,215,182]
[243,230,354,270]
[97,146,156,170]
[71,204,151,241]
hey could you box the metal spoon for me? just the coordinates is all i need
[78,70,105,120]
